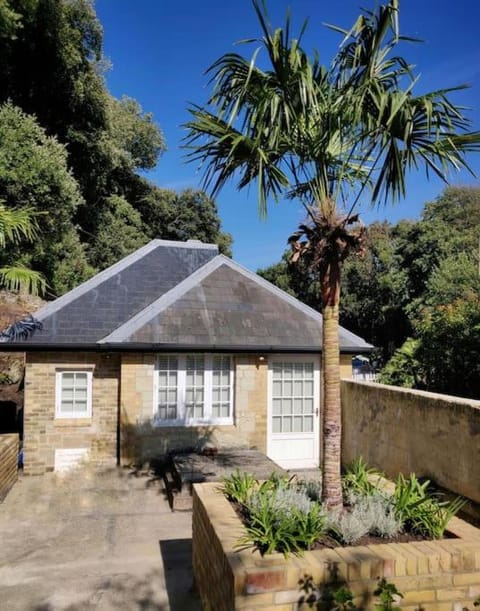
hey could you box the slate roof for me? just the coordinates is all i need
[1,239,373,353]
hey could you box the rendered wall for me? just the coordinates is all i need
[341,380,480,504]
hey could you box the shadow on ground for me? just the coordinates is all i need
[160,539,199,611]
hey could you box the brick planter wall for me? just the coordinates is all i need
[0,433,18,501]
[193,483,480,610]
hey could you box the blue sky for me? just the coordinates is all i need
[96,0,480,270]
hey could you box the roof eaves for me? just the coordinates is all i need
[6,341,372,353]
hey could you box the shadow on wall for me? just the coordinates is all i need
[299,562,370,609]
[121,412,219,467]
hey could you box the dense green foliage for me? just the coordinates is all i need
[260,186,480,398]
[0,102,92,295]
[0,0,231,296]
[222,464,464,557]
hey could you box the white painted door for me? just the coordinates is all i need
[267,356,320,469]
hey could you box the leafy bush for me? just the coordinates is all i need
[241,482,327,556]
[374,578,403,610]
[297,478,322,502]
[393,473,466,538]
[342,457,384,497]
[328,492,403,545]
[328,505,370,545]
[220,470,257,505]
[222,465,465,555]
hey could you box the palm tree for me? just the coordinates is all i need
[0,201,45,295]
[184,0,480,508]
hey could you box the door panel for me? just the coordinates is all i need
[267,356,320,469]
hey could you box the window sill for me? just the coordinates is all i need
[54,418,93,427]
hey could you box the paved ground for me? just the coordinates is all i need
[0,467,201,610]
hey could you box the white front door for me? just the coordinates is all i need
[267,356,320,469]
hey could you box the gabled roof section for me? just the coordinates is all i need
[100,255,372,352]
[11,239,219,346]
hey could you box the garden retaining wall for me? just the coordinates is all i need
[193,483,480,610]
[0,433,18,501]
[341,381,480,505]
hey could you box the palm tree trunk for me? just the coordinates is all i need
[320,259,343,509]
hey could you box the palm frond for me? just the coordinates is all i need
[0,266,46,296]
[0,202,38,248]
[183,0,480,218]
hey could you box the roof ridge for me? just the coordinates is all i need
[150,238,219,250]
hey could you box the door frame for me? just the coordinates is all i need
[266,354,321,469]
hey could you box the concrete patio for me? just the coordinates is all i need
[0,466,201,610]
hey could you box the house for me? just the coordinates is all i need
[1,239,372,474]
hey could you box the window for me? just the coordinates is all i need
[154,354,233,425]
[271,361,315,433]
[55,371,92,419]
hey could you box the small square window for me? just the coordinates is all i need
[55,371,92,419]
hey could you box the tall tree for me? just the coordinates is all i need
[0,102,93,296]
[0,0,167,252]
[138,187,233,256]
[184,0,480,507]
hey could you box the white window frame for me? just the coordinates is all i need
[153,354,234,426]
[55,370,93,419]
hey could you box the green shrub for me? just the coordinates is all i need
[297,478,322,502]
[342,457,384,497]
[374,578,403,610]
[241,485,327,556]
[222,467,464,555]
[393,473,466,538]
[220,470,257,505]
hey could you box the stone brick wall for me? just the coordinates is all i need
[341,380,480,505]
[24,352,120,474]
[193,482,480,610]
[120,353,269,464]
[22,350,353,470]
[0,434,18,500]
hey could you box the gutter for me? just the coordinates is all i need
[0,342,374,354]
